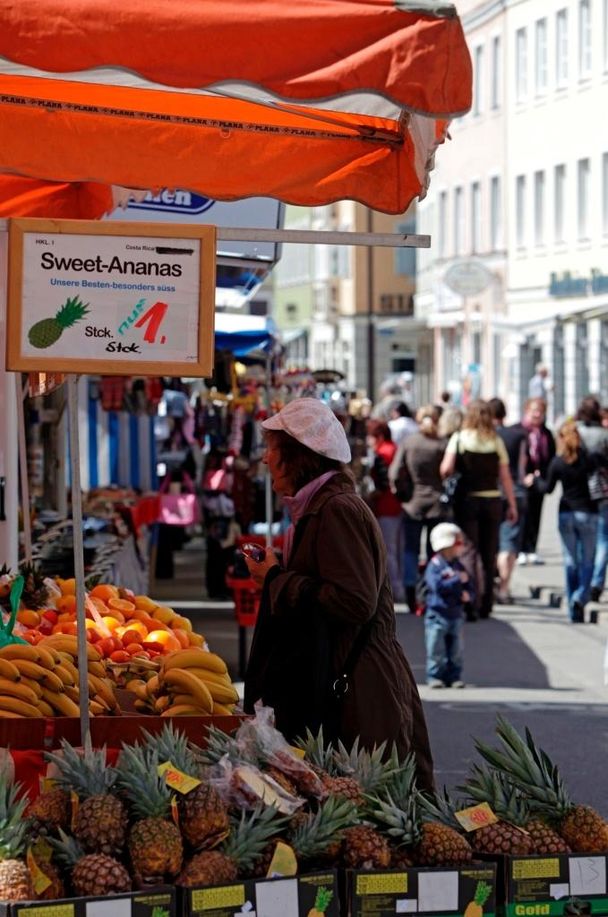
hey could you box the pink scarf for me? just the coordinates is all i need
[282,471,339,564]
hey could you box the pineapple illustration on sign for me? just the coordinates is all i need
[28,296,89,349]
[307,885,334,917]
[464,880,492,917]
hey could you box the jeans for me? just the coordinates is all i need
[456,496,503,617]
[558,510,599,618]
[425,611,464,685]
[403,517,440,588]
[591,500,608,592]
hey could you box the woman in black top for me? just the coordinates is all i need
[529,420,605,622]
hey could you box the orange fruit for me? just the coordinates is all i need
[17,609,41,628]
[88,596,109,614]
[61,622,78,636]
[143,630,181,652]
[56,595,77,614]
[108,597,136,614]
[121,628,144,645]
[59,578,76,596]
[101,616,123,633]
[188,632,204,647]
[90,584,119,601]
[172,628,190,649]
[134,595,158,612]
[125,642,145,655]
[170,615,192,633]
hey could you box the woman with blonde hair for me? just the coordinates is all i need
[440,399,517,619]
[389,404,446,614]
[529,419,607,622]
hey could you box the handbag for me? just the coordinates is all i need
[158,473,201,526]
[440,433,465,510]
[587,466,608,501]
[393,457,414,503]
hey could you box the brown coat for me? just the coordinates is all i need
[244,473,435,791]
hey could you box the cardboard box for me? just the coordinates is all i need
[179,870,340,917]
[348,863,498,917]
[0,886,176,917]
[505,853,608,917]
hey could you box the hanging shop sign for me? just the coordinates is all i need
[6,218,216,377]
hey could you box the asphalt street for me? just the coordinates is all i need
[151,492,608,816]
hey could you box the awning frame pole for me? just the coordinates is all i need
[216,228,430,248]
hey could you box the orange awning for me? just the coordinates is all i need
[0,0,472,215]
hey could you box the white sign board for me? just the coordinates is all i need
[6,218,216,377]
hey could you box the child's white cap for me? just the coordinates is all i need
[430,522,463,552]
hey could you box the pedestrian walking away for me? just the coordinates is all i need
[576,395,608,602]
[243,397,435,791]
[516,397,556,565]
[528,419,608,623]
[423,522,475,688]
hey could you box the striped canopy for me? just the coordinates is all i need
[0,0,472,216]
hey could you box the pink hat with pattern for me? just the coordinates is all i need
[262,398,351,463]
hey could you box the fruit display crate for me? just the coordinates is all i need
[178,870,340,917]
[0,886,176,917]
[501,852,608,917]
[0,715,247,800]
[347,863,498,917]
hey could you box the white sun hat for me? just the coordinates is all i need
[430,523,464,552]
[262,398,351,463]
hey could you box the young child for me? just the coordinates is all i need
[423,522,474,688]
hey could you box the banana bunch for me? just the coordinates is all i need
[0,637,118,718]
[126,647,239,717]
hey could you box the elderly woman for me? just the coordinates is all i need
[244,397,434,790]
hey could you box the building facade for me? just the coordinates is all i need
[273,202,433,404]
[417,0,608,420]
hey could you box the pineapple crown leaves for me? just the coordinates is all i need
[366,791,422,849]
[473,880,493,906]
[332,738,398,793]
[376,751,418,809]
[0,773,29,861]
[56,296,90,328]
[45,740,119,799]
[289,795,358,861]
[141,724,200,778]
[222,805,288,870]
[313,886,334,913]
[294,727,336,774]
[416,786,466,832]
[48,828,90,870]
[115,742,175,820]
[457,764,530,826]
[199,724,245,767]
[474,716,570,813]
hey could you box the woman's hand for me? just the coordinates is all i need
[245,547,280,587]
[506,503,518,523]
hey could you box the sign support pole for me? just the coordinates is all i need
[66,373,91,750]
[15,375,32,564]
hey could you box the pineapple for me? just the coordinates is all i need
[199,724,246,767]
[332,738,399,799]
[28,296,90,349]
[288,796,358,868]
[34,860,66,901]
[0,772,33,901]
[26,787,71,840]
[308,885,334,917]
[341,825,392,870]
[45,740,127,856]
[19,562,51,610]
[464,881,493,917]
[460,765,569,855]
[116,743,183,879]
[371,792,473,867]
[178,805,287,887]
[142,725,229,851]
[295,728,364,804]
[51,829,131,897]
[475,717,608,853]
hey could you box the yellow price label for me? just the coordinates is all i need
[26,847,52,895]
[158,760,202,794]
[266,841,298,878]
[454,802,499,832]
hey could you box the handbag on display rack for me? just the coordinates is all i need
[158,472,201,527]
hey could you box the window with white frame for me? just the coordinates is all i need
[454,186,464,255]
[554,164,566,243]
[556,9,569,86]
[516,174,527,247]
[579,0,592,76]
[534,170,546,244]
[471,182,482,252]
[516,28,528,101]
[438,191,448,257]
[602,153,608,235]
[577,158,591,239]
[473,45,484,115]
[535,19,548,92]
[491,36,501,108]
[490,175,503,249]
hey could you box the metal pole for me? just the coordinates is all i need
[15,376,32,564]
[366,209,375,402]
[264,353,273,549]
[66,374,91,750]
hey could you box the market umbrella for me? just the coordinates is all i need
[0,0,472,215]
